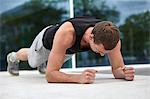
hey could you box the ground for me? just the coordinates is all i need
[0,66,150,99]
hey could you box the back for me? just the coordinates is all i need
[42,17,101,54]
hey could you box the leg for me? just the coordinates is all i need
[16,48,29,61]
[27,26,51,74]
[7,26,51,75]
[28,46,50,74]
[7,48,29,76]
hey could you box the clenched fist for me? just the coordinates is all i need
[79,69,97,84]
[123,67,135,81]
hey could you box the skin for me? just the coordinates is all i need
[45,21,135,83]
[15,21,135,83]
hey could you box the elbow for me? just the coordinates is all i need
[45,71,54,83]
[45,72,50,83]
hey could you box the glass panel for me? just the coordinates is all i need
[0,0,71,71]
[74,0,150,67]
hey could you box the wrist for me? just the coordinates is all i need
[69,74,82,83]
[112,67,125,79]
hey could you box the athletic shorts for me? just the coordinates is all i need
[28,26,74,68]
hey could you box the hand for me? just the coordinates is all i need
[123,67,135,81]
[79,69,97,84]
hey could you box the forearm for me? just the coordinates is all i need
[112,67,125,79]
[46,71,81,83]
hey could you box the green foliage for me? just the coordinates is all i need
[74,0,120,23]
[0,0,66,70]
[74,0,120,66]
[120,11,150,58]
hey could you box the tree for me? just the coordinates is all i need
[120,11,150,62]
[74,0,120,23]
[0,0,66,70]
[74,0,120,67]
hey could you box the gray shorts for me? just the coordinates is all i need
[28,26,74,68]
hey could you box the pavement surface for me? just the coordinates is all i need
[0,67,150,99]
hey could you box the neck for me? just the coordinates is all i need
[81,27,94,48]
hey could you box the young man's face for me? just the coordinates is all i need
[90,40,110,56]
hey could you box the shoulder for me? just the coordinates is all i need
[59,21,75,33]
[53,21,75,49]
[58,21,75,44]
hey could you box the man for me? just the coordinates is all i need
[7,17,135,84]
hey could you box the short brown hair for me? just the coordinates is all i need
[92,21,120,50]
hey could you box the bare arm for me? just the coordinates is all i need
[108,40,135,80]
[108,40,125,78]
[45,22,97,83]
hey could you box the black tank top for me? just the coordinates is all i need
[42,17,101,54]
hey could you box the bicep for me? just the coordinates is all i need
[46,22,74,72]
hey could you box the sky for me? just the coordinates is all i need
[0,0,149,24]
[0,0,149,14]
[0,0,30,14]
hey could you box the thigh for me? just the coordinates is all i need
[28,27,50,68]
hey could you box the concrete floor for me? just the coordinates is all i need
[0,67,150,99]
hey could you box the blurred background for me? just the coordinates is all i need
[0,0,150,71]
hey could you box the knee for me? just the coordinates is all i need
[28,59,38,68]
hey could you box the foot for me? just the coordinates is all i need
[7,52,19,76]
[38,62,47,74]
